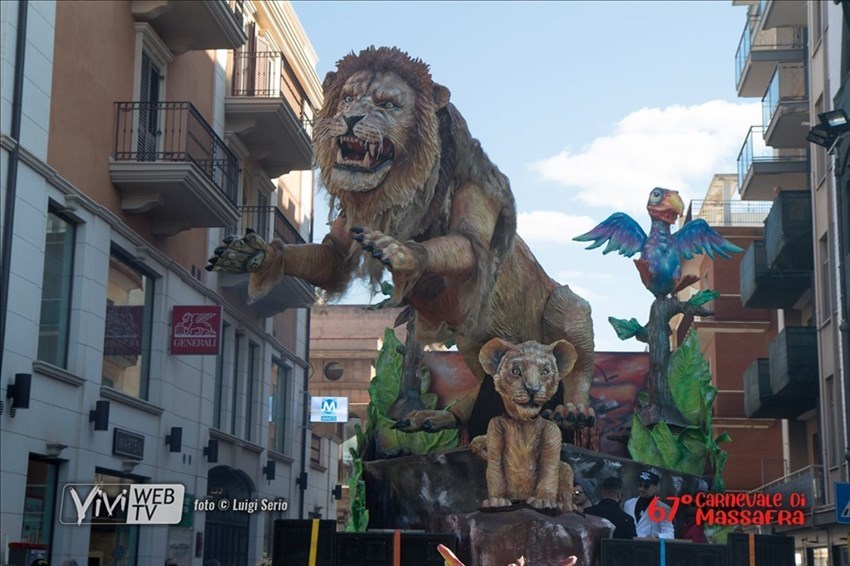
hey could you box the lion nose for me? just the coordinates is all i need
[525,384,541,397]
[344,115,364,133]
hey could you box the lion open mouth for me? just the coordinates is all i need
[336,136,395,172]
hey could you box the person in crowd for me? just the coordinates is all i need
[584,476,638,539]
[621,470,674,538]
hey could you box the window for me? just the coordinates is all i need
[213,322,230,429]
[38,210,75,368]
[102,251,154,399]
[88,470,140,566]
[230,333,243,435]
[269,359,290,454]
[820,235,832,323]
[20,456,58,550]
[310,433,322,466]
[245,341,259,441]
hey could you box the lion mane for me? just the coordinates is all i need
[313,46,517,341]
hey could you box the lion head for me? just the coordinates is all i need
[479,339,578,421]
[313,46,450,239]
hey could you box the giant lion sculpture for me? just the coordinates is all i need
[208,46,595,436]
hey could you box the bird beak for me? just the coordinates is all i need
[665,191,685,217]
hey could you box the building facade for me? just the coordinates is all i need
[0,2,333,565]
[730,0,849,561]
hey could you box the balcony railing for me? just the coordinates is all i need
[114,101,239,206]
[750,465,825,511]
[231,50,314,134]
[228,0,244,29]
[686,200,772,227]
[735,15,806,91]
[737,126,807,192]
[763,62,808,136]
[227,206,307,246]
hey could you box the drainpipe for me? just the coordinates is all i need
[836,134,850,479]
[0,0,28,379]
[298,191,317,519]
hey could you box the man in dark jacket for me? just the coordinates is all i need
[585,476,637,539]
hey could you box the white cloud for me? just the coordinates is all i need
[531,100,762,215]
[517,211,597,245]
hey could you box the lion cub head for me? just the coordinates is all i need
[479,339,578,421]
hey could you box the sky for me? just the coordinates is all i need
[290,1,763,352]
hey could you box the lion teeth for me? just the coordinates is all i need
[367,142,378,159]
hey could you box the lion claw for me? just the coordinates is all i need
[391,419,410,430]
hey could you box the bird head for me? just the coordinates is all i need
[646,188,684,224]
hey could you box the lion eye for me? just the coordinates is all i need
[541,367,550,375]
[382,101,397,110]
[511,367,521,376]
[342,95,354,103]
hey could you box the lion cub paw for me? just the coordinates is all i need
[526,497,558,510]
[482,497,512,509]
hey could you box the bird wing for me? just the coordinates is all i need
[675,219,744,260]
[573,212,646,257]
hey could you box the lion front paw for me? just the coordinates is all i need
[551,403,596,430]
[391,410,459,432]
[351,227,421,274]
[206,229,269,274]
[527,497,559,510]
[482,497,512,509]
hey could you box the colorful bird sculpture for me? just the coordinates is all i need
[573,188,743,298]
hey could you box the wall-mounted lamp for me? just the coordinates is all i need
[89,400,110,431]
[6,373,32,416]
[332,484,343,500]
[122,459,141,473]
[296,471,308,489]
[262,460,276,481]
[165,427,183,453]
[203,439,219,463]
[45,443,67,459]
[807,109,850,151]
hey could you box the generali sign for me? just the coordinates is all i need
[171,306,221,355]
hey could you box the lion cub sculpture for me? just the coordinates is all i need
[471,338,579,513]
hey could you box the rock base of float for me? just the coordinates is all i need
[443,507,613,566]
[362,445,711,563]
[363,445,709,532]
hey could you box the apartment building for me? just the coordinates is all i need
[0,2,332,565]
[728,0,849,560]
[674,174,787,493]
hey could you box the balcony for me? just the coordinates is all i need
[685,199,772,227]
[226,51,314,178]
[740,240,810,308]
[130,0,246,54]
[767,326,818,415]
[759,0,807,30]
[764,191,813,271]
[763,63,808,148]
[110,102,239,237]
[743,353,813,420]
[750,466,826,523]
[737,126,808,200]
[219,206,315,316]
[736,16,806,98]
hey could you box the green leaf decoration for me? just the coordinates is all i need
[367,328,458,457]
[676,427,708,476]
[380,280,394,297]
[668,330,712,425]
[628,328,731,491]
[628,414,663,467]
[608,317,646,341]
[686,289,719,308]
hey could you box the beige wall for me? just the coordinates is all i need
[48,1,222,275]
